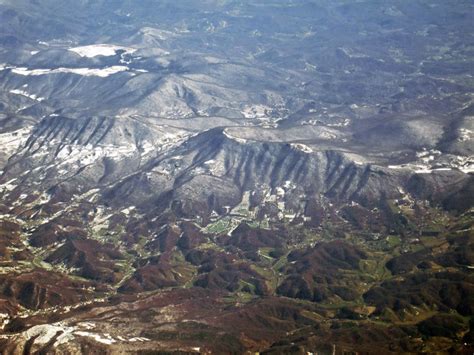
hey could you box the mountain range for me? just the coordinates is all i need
[0,0,473,353]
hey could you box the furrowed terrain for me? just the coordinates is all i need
[0,0,473,353]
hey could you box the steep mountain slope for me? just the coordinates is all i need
[0,0,473,353]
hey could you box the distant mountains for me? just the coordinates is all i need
[0,0,473,353]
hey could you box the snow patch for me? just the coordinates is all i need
[0,127,32,157]
[22,323,76,347]
[75,331,116,345]
[140,141,155,155]
[389,153,474,174]
[10,89,45,102]
[0,178,18,193]
[326,118,350,127]
[459,128,473,142]
[56,143,137,167]
[128,337,151,342]
[290,143,313,153]
[242,104,273,120]
[69,44,136,58]
[223,130,248,144]
[121,206,136,215]
[11,66,129,77]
